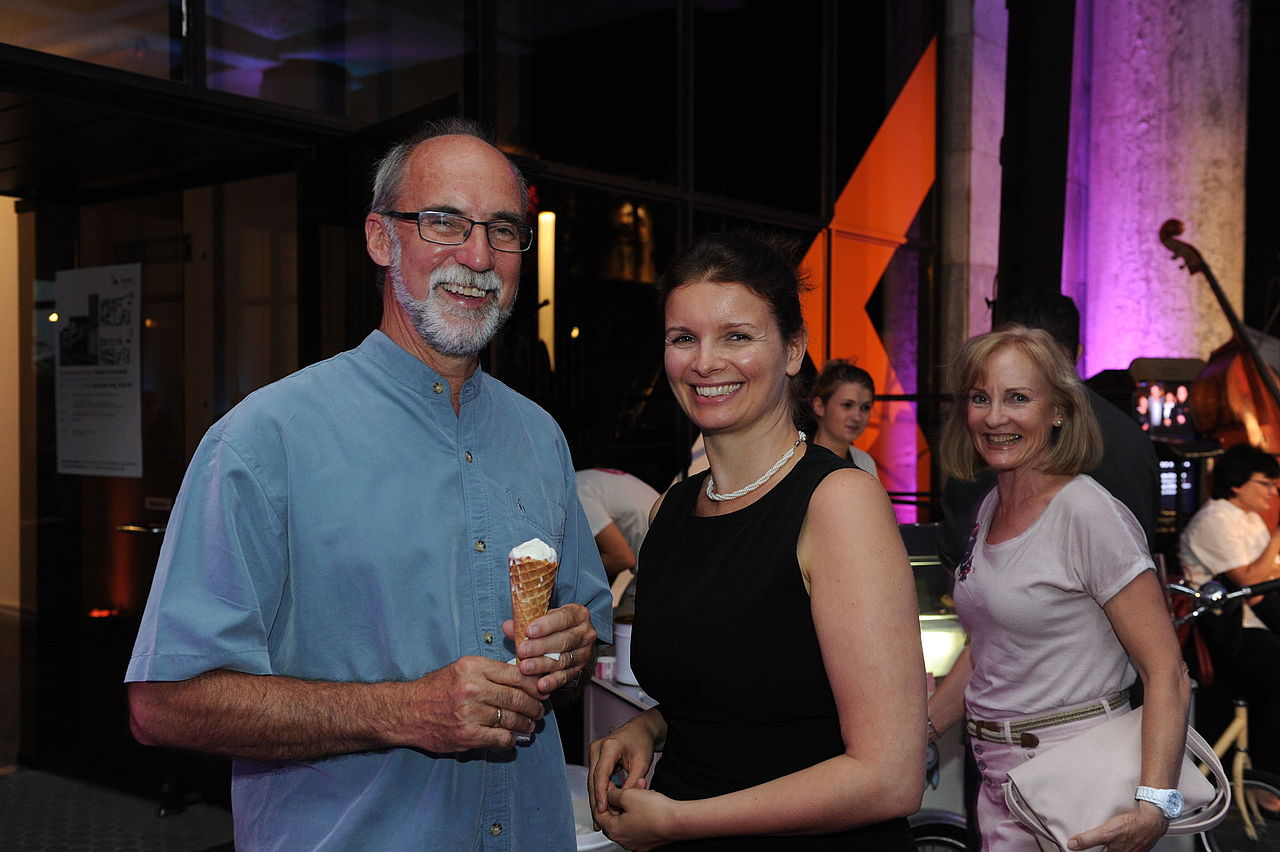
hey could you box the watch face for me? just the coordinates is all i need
[1168,790,1184,812]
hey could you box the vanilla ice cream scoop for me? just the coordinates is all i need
[509,537,557,564]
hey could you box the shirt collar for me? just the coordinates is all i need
[357,330,484,404]
[1213,498,1250,519]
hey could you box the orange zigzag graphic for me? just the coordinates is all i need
[800,38,936,521]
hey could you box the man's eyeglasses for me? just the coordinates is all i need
[1247,476,1280,490]
[382,210,534,253]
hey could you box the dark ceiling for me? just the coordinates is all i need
[0,42,355,206]
[0,0,687,206]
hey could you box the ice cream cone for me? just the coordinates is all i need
[509,543,558,647]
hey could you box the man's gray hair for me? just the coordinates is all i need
[368,117,529,216]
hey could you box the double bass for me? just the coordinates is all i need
[1160,218,1280,452]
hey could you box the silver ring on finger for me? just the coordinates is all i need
[565,649,576,669]
[494,707,503,727]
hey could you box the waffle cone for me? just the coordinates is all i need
[509,556,558,646]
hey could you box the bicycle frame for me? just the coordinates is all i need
[1203,700,1271,841]
[1170,578,1280,842]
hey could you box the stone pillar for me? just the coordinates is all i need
[1069,0,1249,377]
[940,0,1008,370]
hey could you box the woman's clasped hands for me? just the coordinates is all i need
[588,713,681,851]
[593,781,681,852]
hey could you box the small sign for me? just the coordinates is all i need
[55,263,143,478]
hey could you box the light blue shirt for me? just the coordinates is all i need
[127,330,612,851]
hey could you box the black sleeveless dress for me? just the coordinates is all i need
[631,445,914,850]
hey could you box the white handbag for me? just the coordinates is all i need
[1003,707,1230,851]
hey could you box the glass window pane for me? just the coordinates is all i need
[690,211,816,252]
[494,1,679,184]
[834,2,937,187]
[692,0,823,214]
[4,0,175,79]
[217,173,298,412]
[491,181,682,487]
[206,0,468,125]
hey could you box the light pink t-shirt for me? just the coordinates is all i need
[955,475,1153,719]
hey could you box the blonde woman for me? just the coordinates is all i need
[928,326,1189,851]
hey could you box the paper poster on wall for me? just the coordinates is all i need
[55,263,143,478]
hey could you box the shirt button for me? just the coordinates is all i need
[973,744,983,755]
[483,632,494,644]
[465,451,474,463]
[475,540,486,552]
[490,823,503,836]
[433,382,444,394]
[977,760,987,770]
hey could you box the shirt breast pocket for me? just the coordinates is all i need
[505,488,566,556]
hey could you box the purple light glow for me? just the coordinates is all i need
[1064,0,1245,381]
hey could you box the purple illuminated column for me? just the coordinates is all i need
[1063,0,1247,378]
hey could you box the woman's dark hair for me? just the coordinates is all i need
[811,359,875,404]
[658,231,808,342]
[658,231,811,422]
[1211,443,1280,499]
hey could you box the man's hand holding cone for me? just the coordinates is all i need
[506,538,597,698]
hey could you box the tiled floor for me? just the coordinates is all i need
[0,611,233,851]
[0,767,233,851]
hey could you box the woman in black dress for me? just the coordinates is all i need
[588,233,926,850]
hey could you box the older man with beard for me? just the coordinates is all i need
[125,118,612,851]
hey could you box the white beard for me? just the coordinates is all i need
[388,229,514,358]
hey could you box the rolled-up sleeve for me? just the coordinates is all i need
[126,429,283,682]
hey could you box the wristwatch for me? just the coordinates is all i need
[1135,786,1184,819]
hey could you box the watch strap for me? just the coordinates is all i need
[1135,785,1183,818]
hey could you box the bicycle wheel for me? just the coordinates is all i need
[1205,769,1280,852]
[910,819,967,851]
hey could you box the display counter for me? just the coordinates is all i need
[582,676,657,764]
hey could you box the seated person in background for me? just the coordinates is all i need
[576,468,661,615]
[808,359,879,479]
[1179,442,1280,775]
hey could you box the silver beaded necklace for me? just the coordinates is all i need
[705,430,806,502]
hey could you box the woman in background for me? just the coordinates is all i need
[588,232,925,850]
[809,359,878,479]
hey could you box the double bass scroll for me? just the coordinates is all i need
[1160,218,1280,451]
